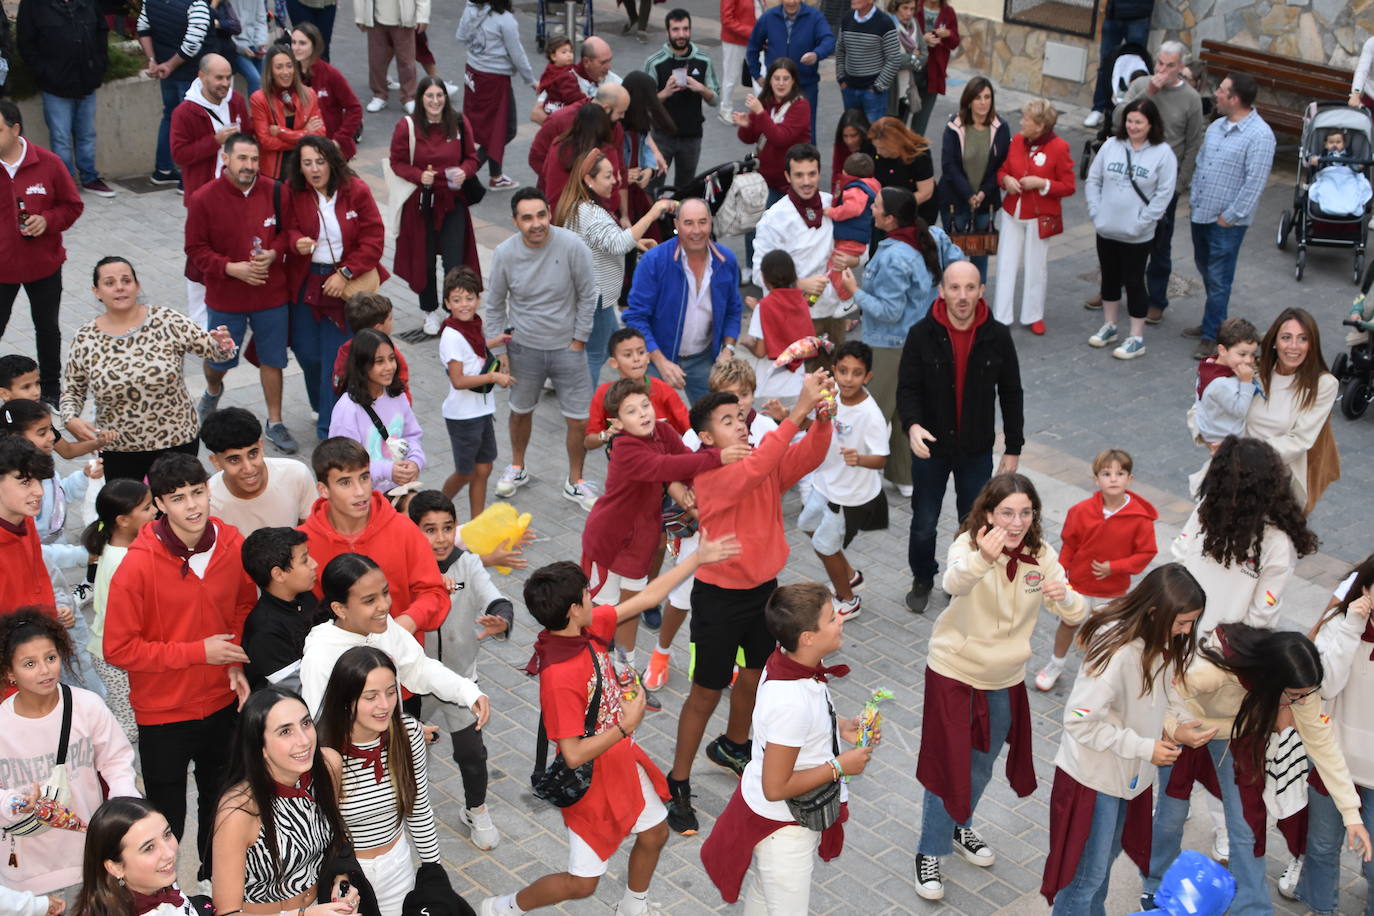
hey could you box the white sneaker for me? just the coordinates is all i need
[478,898,499,916]
[460,804,500,850]
[613,902,664,915]
[953,825,995,867]
[1113,336,1147,360]
[915,854,944,900]
[387,77,401,90]
[422,310,444,336]
[1035,656,1066,691]
[444,81,462,96]
[1277,855,1302,899]
[1088,322,1118,347]
[1212,827,1229,863]
[1083,110,1104,128]
[495,465,529,498]
[366,97,386,113]
[835,594,862,620]
[897,483,913,498]
[403,100,415,115]
[740,266,751,286]
[718,109,736,126]
[563,478,599,510]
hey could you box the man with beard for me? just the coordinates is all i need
[644,9,718,189]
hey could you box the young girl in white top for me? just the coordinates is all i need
[80,479,156,744]
[317,647,439,916]
[1040,564,1205,914]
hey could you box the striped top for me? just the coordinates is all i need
[337,715,441,863]
[135,0,210,59]
[568,200,638,311]
[242,793,334,904]
[835,9,902,91]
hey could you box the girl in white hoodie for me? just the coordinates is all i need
[1040,564,1205,915]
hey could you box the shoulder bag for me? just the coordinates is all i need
[784,693,842,831]
[4,685,75,863]
[315,196,381,298]
[531,646,603,807]
[946,202,999,257]
[381,115,418,238]
[1124,145,1151,206]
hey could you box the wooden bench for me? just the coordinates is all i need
[1199,40,1354,137]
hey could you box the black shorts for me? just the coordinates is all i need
[688,578,777,690]
[445,415,497,474]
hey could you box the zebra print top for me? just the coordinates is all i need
[337,714,441,863]
[241,792,334,903]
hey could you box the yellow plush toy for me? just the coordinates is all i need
[460,503,532,575]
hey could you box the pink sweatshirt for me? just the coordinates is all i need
[0,686,139,893]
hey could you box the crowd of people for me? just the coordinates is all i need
[0,0,1369,914]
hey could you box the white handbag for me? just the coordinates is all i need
[3,684,75,867]
[382,115,419,238]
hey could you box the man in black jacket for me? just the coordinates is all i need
[896,260,1023,614]
[16,0,115,196]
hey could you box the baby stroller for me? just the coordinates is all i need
[654,154,765,239]
[1333,272,1374,419]
[1275,101,1374,283]
[1077,41,1153,180]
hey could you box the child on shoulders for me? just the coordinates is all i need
[532,36,580,122]
[329,328,426,496]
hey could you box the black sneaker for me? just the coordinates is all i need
[952,825,995,866]
[665,777,698,835]
[705,735,751,777]
[905,578,933,614]
[642,604,662,631]
[150,168,181,186]
[1138,893,1158,911]
[914,853,944,900]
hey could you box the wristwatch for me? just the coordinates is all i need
[338,266,354,280]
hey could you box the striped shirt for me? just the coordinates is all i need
[337,715,441,863]
[569,200,638,312]
[835,8,902,91]
[136,0,211,59]
[242,793,333,904]
[1188,108,1275,227]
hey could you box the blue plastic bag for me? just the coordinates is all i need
[1128,850,1236,916]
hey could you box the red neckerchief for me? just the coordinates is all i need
[153,515,216,577]
[885,224,922,253]
[1361,616,1374,661]
[759,288,817,368]
[0,515,25,536]
[129,886,185,914]
[1195,356,1233,399]
[764,647,850,682]
[524,628,609,676]
[787,187,824,229]
[342,740,385,784]
[1002,545,1038,582]
[1027,128,1059,154]
[1213,625,1258,691]
[442,315,488,359]
[274,770,315,801]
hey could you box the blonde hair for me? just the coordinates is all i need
[1022,98,1059,131]
[1092,448,1133,475]
[709,358,757,394]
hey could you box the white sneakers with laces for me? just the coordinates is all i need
[459,804,500,850]
[495,465,529,498]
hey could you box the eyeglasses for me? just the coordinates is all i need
[1281,686,1320,705]
[993,508,1035,523]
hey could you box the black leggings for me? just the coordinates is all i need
[102,438,199,483]
[418,207,468,313]
[1096,234,1153,320]
[450,721,489,808]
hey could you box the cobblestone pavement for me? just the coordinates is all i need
[12,0,1374,910]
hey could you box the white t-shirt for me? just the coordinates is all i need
[681,410,780,451]
[814,391,888,506]
[741,670,847,822]
[747,308,804,400]
[209,457,316,535]
[439,326,496,420]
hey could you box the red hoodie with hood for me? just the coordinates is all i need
[103,520,257,725]
[1058,490,1159,598]
[0,517,55,614]
[299,490,448,643]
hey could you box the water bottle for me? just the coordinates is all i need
[251,235,264,257]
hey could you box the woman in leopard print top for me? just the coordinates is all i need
[60,257,236,482]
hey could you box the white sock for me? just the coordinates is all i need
[496,894,524,916]
[619,889,649,916]
[652,645,670,658]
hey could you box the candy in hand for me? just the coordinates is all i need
[856,688,894,748]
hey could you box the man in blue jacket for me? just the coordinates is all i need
[624,199,742,403]
[745,0,835,141]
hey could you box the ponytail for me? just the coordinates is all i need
[81,479,150,557]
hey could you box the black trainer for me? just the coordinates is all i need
[705,735,751,777]
[665,777,698,835]
[914,853,944,900]
[905,578,933,614]
[952,825,995,866]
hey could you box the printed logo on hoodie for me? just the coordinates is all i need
[25,184,46,195]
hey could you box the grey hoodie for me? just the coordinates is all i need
[1085,136,1178,244]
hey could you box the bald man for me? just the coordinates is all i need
[527,82,629,186]
[895,259,1023,613]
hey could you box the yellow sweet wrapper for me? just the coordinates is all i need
[856,688,894,748]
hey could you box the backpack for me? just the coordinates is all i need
[712,170,768,238]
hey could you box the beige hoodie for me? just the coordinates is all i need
[930,534,1086,691]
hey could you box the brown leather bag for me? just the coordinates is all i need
[1304,417,1341,515]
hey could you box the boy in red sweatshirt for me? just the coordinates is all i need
[1033,447,1158,691]
[0,436,60,616]
[664,370,835,836]
[103,451,257,880]
[298,436,449,713]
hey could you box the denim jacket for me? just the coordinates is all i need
[853,228,963,348]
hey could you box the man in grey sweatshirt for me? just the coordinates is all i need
[484,187,601,509]
[1110,40,1204,322]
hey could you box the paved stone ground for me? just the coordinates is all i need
[10,0,1374,911]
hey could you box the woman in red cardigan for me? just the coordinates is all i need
[735,57,811,279]
[291,23,364,160]
[284,136,389,438]
[911,0,960,135]
[251,47,326,179]
[389,76,482,337]
[992,98,1074,334]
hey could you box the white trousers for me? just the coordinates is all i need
[185,279,208,330]
[720,41,746,114]
[741,824,821,915]
[992,210,1050,326]
[358,831,416,916]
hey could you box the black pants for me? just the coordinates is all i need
[138,701,238,878]
[418,207,468,313]
[1097,233,1153,320]
[103,438,199,484]
[622,0,651,30]
[0,270,63,400]
[450,721,489,808]
[649,132,702,193]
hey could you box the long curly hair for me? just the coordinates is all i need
[1196,436,1318,567]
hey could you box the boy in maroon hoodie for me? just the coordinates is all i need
[298,436,448,713]
[103,451,257,879]
[1033,447,1157,691]
[0,436,61,617]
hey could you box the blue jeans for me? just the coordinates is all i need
[1091,16,1152,112]
[802,82,819,143]
[941,203,991,282]
[917,685,1010,855]
[285,0,338,57]
[1146,192,1179,312]
[232,52,262,95]
[41,92,98,184]
[842,85,887,126]
[648,348,713,405]
[288,300,350,439]
[585,301,621,391]
[1190,221,1248,342]
[1053,790,1129,916]
[1297,783,1374,916]
[1146,740,1269,914]
[156,77,194,173]
[908,450,992,583]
